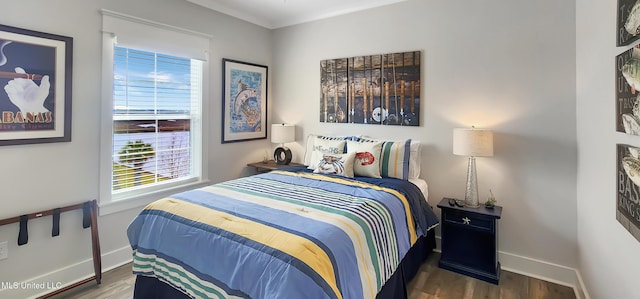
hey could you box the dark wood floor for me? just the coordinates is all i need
[48,252,576,299]
[407,253,576,299]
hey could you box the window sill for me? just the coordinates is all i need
[98,179,211,216]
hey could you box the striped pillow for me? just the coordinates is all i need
[379,139,412,180]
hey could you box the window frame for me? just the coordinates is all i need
[99,10,210,215]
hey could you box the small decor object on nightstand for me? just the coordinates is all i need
[271,123,295,165]
[485,189,497,208]
[446,197,464,207]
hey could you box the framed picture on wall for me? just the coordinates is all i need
[616,144,640,243]
[616,44,640,135]
[617,0,640,46]
[0,24,72,145]
[319,51,421,126]
[221,58,268,143]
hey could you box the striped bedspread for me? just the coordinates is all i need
[127,170,439,299]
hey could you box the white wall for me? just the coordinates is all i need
[273,0,580,290]
[0,0,272,297]
[576,0,640,298]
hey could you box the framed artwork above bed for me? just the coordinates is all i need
[320,51,421,126]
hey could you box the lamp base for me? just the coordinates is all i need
[274,147,292,165]
[465,201,480,208]
[464,156,480,208]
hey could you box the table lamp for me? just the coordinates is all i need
[453,126,494,207]
[271,123,295,165]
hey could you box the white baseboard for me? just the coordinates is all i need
[435,236,589,299]
[499,251,589,299]
[101,245,134,272]
[0,245,132,299]
[3,239,591,299]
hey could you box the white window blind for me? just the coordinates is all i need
[112,47,202,192]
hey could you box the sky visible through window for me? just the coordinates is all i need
[113,46,191,114]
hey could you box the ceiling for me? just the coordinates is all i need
[186,0,408,29]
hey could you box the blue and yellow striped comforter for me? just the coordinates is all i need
[127,170,439,299]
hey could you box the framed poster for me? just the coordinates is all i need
[0,24,72,145]
[222,59,268,143]
[618,0,640,46]
[617,144,640,242]
[616,45,640,135]
[320,51,420,126]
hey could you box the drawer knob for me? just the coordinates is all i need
[462,217,471,225]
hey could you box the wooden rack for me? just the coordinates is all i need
[0,200,101,298]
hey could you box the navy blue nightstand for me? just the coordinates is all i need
[437,197,502,284]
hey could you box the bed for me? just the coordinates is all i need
[127,166,439,299]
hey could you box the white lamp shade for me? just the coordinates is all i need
[453,128,493,157]
[271,124,295,144]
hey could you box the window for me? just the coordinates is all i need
[112,47,202,192]
[100,10,210,214]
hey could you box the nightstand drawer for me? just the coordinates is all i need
[443,210,494,231]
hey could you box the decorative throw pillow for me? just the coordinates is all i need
[379,139,412,180]
[359,137,420,180]
[312,152,355,178]
[347,140,382,178]
[304,135,348,166]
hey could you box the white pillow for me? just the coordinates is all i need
[347,140,383,178]
[306,150,325,170]
[303,135,356,165]
[303,134,318,165]
[408,141,421,179]
[312,152,355,178]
